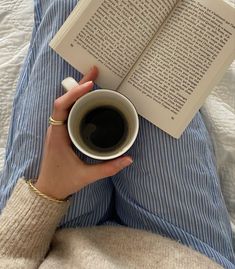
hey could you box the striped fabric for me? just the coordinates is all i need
[0,0,234,268]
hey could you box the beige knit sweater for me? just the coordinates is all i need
[0,179,222,269]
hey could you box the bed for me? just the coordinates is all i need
[0,0,234,248]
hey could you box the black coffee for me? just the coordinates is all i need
[80,106,128,151]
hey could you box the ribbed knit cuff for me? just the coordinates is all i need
[0,178,70,259]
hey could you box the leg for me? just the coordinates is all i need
[112,114,235,268]
[0,0,114,228]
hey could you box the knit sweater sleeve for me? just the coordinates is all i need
[0,178,70,269]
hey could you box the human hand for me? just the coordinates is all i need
[35,67,133,200]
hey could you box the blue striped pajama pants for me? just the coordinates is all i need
[0,0,234,268]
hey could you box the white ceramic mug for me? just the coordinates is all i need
[62,77,139,160]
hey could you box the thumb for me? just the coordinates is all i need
[86,157,133,183]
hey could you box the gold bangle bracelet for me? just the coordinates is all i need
[27,180,67,204]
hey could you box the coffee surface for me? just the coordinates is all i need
[80,106,127,151]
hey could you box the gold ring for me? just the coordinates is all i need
[49,116,66,126]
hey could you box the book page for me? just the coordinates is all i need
[50,0,178,89]
[118,0,235,138]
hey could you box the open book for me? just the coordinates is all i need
[50,0,235,138]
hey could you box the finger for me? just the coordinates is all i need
[52,81,93,122]
[85,156,133,183]
[79,66,99,85]
[51,66,98,122]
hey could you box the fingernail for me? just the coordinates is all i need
[90,65,97,71]
[84,80,93,86]
[118,157,133,169]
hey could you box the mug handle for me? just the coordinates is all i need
[61,77,79,92]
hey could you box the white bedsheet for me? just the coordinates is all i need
[0,0,235,244]
[0,0,34,167]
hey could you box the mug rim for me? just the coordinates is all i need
[67,89,139,160]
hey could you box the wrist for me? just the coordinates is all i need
[33,180,68,202]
